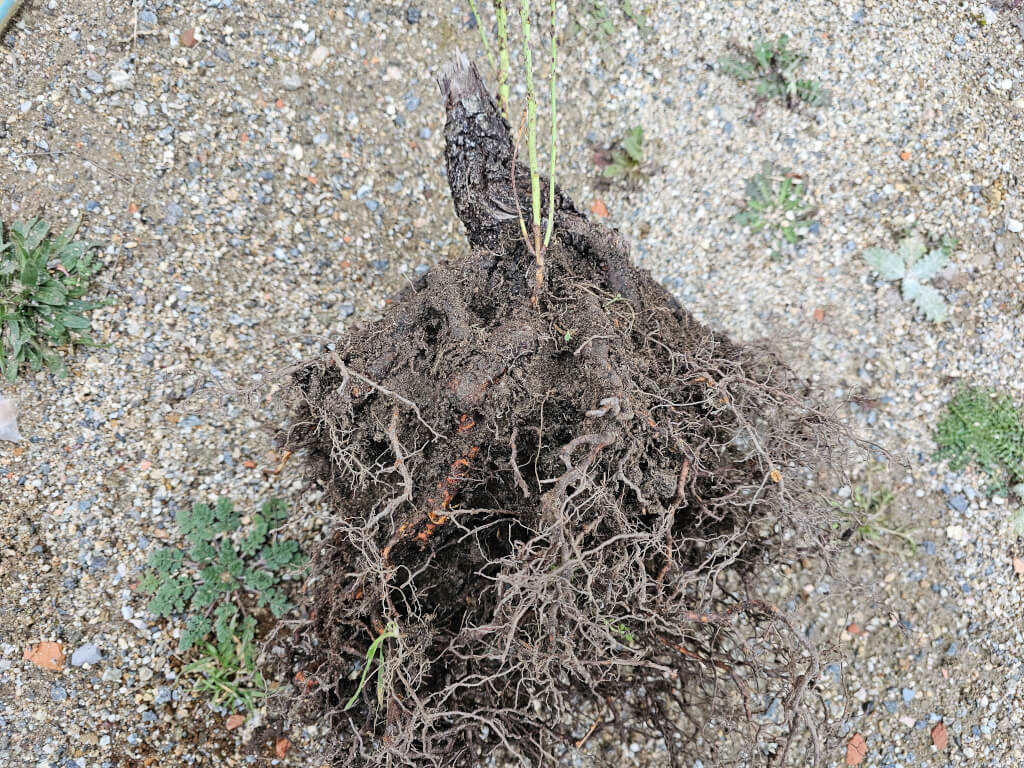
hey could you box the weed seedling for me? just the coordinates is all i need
[568,1,647,41]
[344,621,400,711]
[603,617,636,646]
[138,497,306,713]
[719,35,828,109]
[601,125,646,181]
[863,234,956,323]
[734,163,817,258]
[850,482,916,552]
[0,218,111,380]
[935,388,1024,493]
[181,605,267,712]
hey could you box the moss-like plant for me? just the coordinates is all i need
[935,388,1024,493]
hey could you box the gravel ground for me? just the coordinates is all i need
[1,1,1023,767]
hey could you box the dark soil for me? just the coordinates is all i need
[280,55,853,768]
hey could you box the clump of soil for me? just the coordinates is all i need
[280,55,852,767]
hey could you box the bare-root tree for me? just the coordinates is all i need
[276,54,857,768]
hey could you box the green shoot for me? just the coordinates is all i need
[543,0,557,249]
[519,0,543,296]
[495,1,511,118]
[468,0,497,72]
[344,621,400,711]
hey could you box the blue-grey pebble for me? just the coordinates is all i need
[71,643,102,667]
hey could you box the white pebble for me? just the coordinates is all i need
[0,397,21,443]
[309,45,329,67]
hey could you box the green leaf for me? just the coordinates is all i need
[58,242,86,270]
[863,248,905,281]
[752,39,771,71]
[192,580,221,609]
[137,569,161,595]
[23,220,50,253]
[19,257,39,288]
[896,235,927,267]
[267,591,291,618]
[263,539,299,571]
[901,275,921,301]
[178,502,216,545]
[214,497,240,533]
[35,282,67,306]
[213,603,239,645]
[148,547,184,575]
[189,539,217,563]
[260,498,288,528]
[219,538,245,578]
[622,126,644,164]
[51,217,81,253]
[603,163,625,178]
[148,576,192,617]
[180,615,213,652]
[344,621,399,711]
[911,283,947,322]
[5,317,23,358]
[240,521,268,557]
[1012,507,1024,537]
[719,56,754,80]
[59,312,91,330]
[909,249,949,281]
[242,568,275,592]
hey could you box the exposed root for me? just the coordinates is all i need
[276,54,858,768]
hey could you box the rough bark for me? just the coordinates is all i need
[438,52,642,303]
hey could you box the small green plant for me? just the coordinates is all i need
[344,621,400,711]
[568,1,648,40]
[603,617,636,645]
[848,480,916,552]
[181,606,266,712]
[935,387,1024,493]
[602,125,645,180]
[719,35,829,108]
[734,163,817,258]
[138,497,306,712]
[0,218,110,380]
[863,234,956,323]
[1011,507,1024,537]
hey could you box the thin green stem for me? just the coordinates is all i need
[543,0,557,248]
[468,0,497,71]
[519,0,543,296]
[495,1,511,118]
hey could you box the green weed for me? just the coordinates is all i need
[733,163,817,258]
[602,125,645,181]
[863,233,956,323]
[568,1,648,41]
[603,617,636,645]
[0,218,111,380]
[935,388,1024,493]
[181,606,267,712]
[849,482,916,551]
[719,35,829,108]
[344,621,400,711]
[138,497,306,712]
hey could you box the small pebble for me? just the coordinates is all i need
[71,643,102,667]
